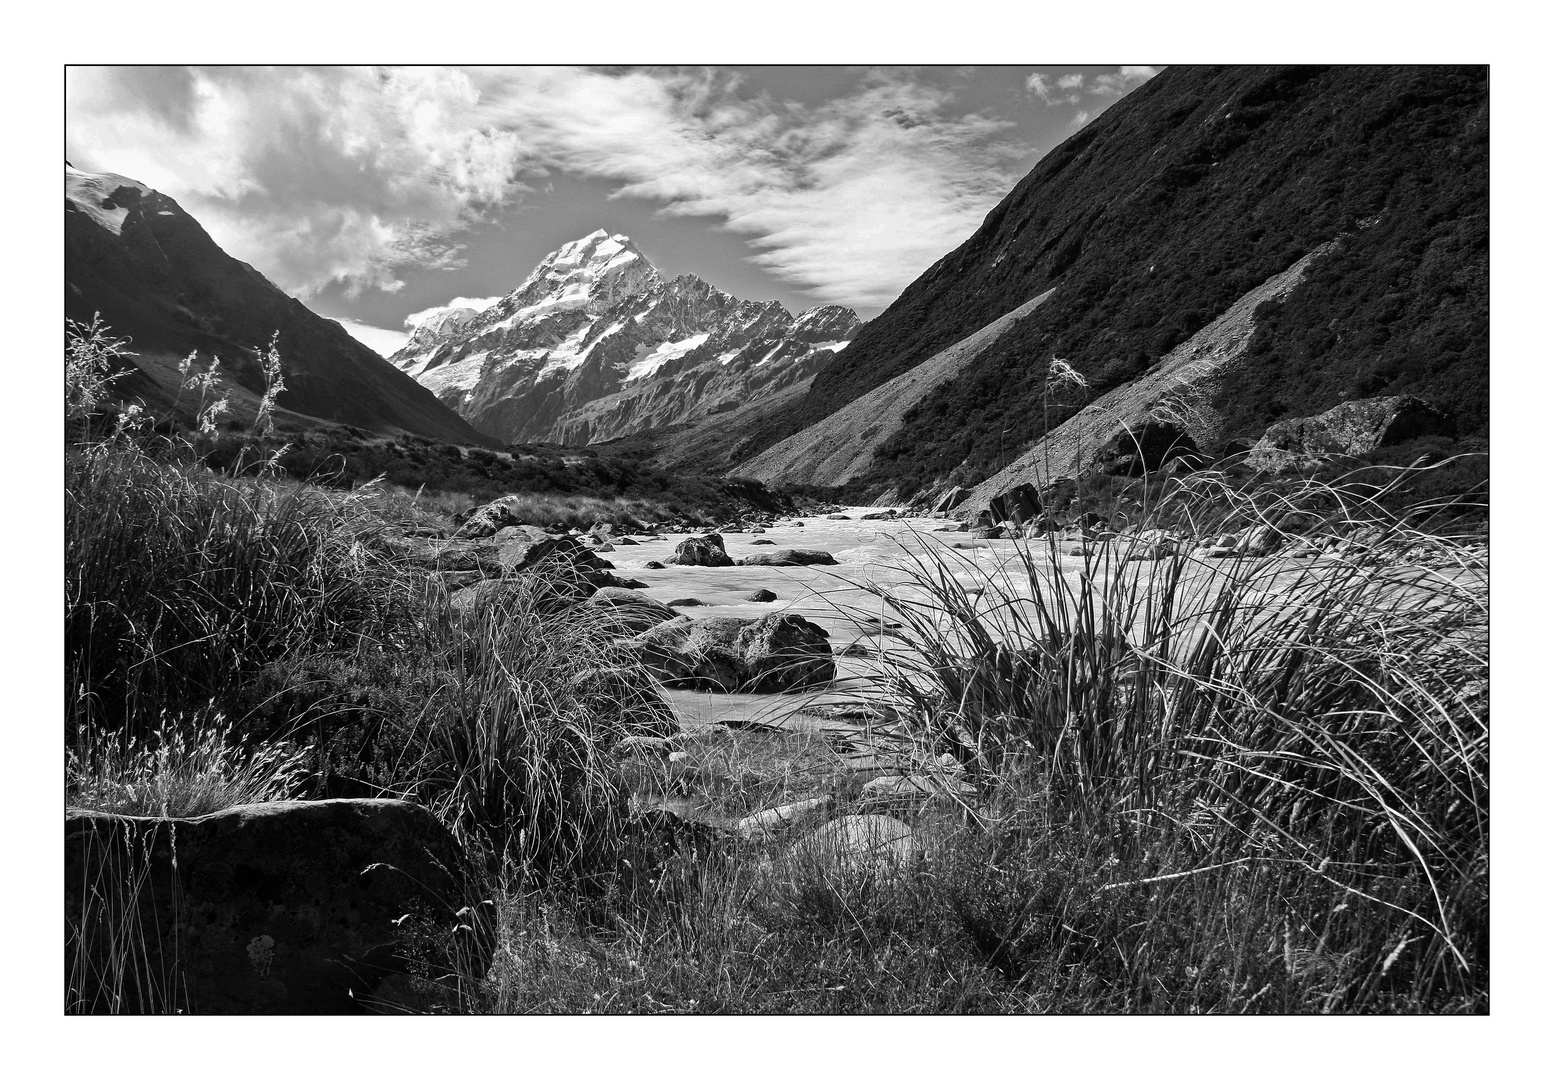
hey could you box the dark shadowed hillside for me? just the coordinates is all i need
[66,167,500,448]
[724,66,1487,497]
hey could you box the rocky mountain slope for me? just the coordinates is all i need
[66,166,497,447]
[389,230,860,445]
[709,66,1487,502]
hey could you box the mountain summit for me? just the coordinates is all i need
[390,231,861,444]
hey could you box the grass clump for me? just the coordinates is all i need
[835,460,1487,1011]
[68,712,310,818]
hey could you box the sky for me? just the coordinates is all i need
[65,65,1159,356]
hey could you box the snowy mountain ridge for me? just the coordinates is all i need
[389,229,861,445]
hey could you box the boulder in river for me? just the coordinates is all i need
[664,533,735,568]
[738,548,839,567]
[627,613,835,693]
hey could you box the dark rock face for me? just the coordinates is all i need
[988,482,1042,525]
[1095,421,1203,477]
[65,799,489,1014]
[933,486,970,513]
[627,613,834,693]
[746,588,778,603]
[737,548,839,567]
[664,533,735,567]
[1246,395,1454,472]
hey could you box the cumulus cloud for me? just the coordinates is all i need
[66,66,528,298]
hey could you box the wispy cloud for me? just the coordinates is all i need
[468,67,1026,309]
[67,66,1037,312]
[67,67,527,298]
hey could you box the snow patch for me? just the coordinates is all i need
[626,333,710,381]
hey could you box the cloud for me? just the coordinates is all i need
[67,66,1044,312]
[1025,73,1082,106]
[1068,110,1093,132]
[1027,66,1161,107]
[66,66,528,298]
[404,295,505,330]
[333,317,411,358]
[1088,66,1162,97]
[467,67,1026,309]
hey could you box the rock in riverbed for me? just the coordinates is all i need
[738,548,839,567]
[665,533,735,567]
[627,612,835,693]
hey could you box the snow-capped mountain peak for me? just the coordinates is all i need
[390,230,863,445]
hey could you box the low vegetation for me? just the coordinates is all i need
[64,320,1487,1014]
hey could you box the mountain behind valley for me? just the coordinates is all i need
[389,230,860,445]
[66,166,498,448]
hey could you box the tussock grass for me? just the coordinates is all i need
[830,459,1487,1010]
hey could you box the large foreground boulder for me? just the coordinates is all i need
[65,799,490,1014]
[1246,395,1454,472]
[627,612,835,692]
[664,533,735,567]
[737,548,839,567]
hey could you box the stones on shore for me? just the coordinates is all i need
[861,774,977,807]
[735,795,835,840]
[65,799,490,1014]
[789,814,919,876]
[627,612,835,693]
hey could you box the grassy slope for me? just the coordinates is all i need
[730,66,1487,499]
